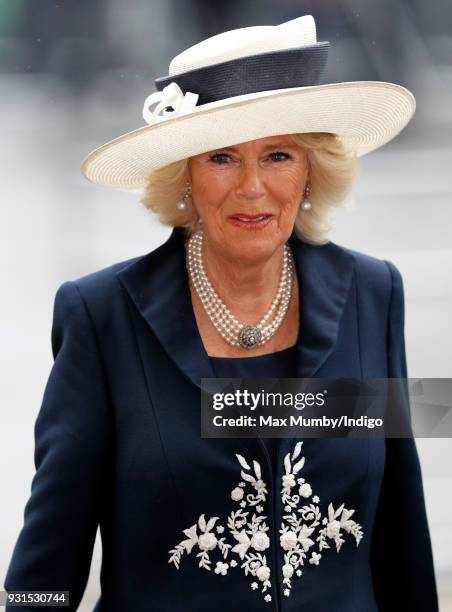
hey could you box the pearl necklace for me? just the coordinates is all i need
[187,229,294,349]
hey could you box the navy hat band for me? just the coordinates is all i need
[154,42,330,106]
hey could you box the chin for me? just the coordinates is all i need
[227,234,280,262]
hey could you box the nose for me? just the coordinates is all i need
[235,161,266,200]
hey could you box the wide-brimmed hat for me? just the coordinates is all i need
[80,14,416,194]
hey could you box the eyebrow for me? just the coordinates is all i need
[214,141,295,152]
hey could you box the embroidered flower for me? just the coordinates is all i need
[216,525,225,534]
[169,514,226,572]
[230,559,237,567]
[256,565,271,582]
[251,532,270,552]
[313,495,320,504]
[326,519,341,539]
[251,582,258,590]
[309,552,322,565]
[264,594,272,603]
[282,563,294,578]
[215,561,229,575]
[253,478,267,494]
[231,487,244,501]
[198,532,217,551]
[282,474,296,489]
[318,503,364,553]
[280,530,298,551]
[299,483,312,498]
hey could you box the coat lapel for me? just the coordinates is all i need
[291,231,356,378]
[283,232,356,463]
[116,226,216,386]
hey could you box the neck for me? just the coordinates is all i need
[185,234,289,321]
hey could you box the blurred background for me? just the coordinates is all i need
[1,0,451,609]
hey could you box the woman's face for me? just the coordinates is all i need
[187,134,309,262]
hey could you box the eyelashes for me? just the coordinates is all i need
[269,151,291,162]
[208,151,292,164]
[208,153,230,164]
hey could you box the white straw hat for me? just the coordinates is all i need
[80,14,416,194]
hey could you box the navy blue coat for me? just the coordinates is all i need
[4,226,438,611]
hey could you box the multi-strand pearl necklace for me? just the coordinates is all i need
[187,229,294,349]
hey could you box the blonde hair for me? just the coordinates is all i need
[139,133,358,245]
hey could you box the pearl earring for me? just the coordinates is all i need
[176,181,192,211]
[301,181,312,211]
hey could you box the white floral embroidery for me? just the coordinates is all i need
[231,486,244,501]
[169,451,272,603]
[279,441,364,598]
[168,441,364,603]
[168,513,232,571]
[228,454,272,599]
[309,551,322,565]
[214,561,229,575]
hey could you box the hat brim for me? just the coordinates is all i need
[80,81,415,193]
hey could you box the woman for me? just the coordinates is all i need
[4,14,438,612]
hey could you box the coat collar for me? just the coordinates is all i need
[116,225,356,388]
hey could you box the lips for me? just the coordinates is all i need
[230,213,273,222]
[228,213,274,231]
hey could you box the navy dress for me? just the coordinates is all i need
[209,344,299,469]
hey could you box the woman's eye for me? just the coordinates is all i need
[208,151,291,164]
[209,153,230,164]
[269,151,291,162]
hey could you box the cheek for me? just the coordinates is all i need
[273,169,306,210]
[192,167,231,207]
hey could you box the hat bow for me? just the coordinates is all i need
[142,82,199,125]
